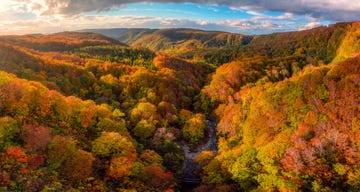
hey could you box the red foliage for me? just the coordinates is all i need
[6,146,28,163]
[0,80,24,115]
[23,125,51,153]
[21,168,29,175]
[165,171,174,178]
[143,165,174,190]
[28,154,44,169]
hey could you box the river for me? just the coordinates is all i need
[180,120,218,191]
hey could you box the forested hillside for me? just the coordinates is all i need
[0,31,213,191]
[81,22,359,66]
[196,55,360,191]
[0,21,359,191]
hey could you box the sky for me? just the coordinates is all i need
[0,0,359,35]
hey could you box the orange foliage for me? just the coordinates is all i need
[203,60,263,104]
[6,146,28,163]
[62,149,95,182]
[107,156,135,180]
[0,23,359,191]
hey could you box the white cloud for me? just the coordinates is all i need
[17,0,359,21]
[0,0,359,35]
[0,12,300,35]
[0,1,37,22]
[0,0,13,11]
[0,20,58,35]
[298,17,323,31]
[246,10,264,16]
[197,20,209,26]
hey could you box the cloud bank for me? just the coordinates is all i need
[0,0,358,35]
[33,0,360,21]
[0,14,301,35]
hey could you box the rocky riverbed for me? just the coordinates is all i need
[180,120,218,189]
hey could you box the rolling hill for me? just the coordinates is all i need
[80,22,359,66]
[79,28,249,59]
[0,32,126,52]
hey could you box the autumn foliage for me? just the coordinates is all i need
[200,56,360,191]
[0,22,359,191]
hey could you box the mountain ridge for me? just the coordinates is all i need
[78,21,359,66]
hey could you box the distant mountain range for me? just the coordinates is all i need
[78,22,359,65]
[77,28,248,51]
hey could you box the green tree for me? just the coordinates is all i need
[229,147,260,190]
[0,117,19,151]
[140,150,163,166]
[134,119,156,142]
[182,113,206,145]
[92,132,135,158]
[47,135,77,170]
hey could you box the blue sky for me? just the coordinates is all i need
[87,3,255,21]
[0,0,358,35]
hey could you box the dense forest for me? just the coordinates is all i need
[0,21,359,191]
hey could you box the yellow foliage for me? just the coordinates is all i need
[333,22,360,62]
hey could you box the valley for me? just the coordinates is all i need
[0,21,359,191]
